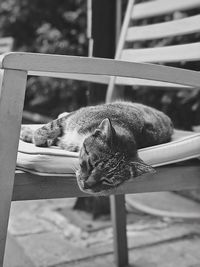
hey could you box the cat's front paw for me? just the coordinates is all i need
[20,126,34,143]
[58,141,80,152]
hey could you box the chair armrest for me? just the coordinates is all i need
[0,52,200,88]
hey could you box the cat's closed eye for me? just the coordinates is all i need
[101,177,113,186]
[80,157,93,174]
[87,158,93,170]
[80,160,87,171]
[83,144,89,154]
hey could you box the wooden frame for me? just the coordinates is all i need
[0,69,27,266]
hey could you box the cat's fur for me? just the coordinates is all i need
[20,101,173,195]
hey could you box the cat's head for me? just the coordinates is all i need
[76,118,155,195]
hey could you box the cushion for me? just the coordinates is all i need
[16,127,200,176]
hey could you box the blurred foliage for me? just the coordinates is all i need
[0,0,88,118]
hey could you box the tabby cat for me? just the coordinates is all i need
[20,102,173,195]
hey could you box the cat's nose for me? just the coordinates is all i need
[83,177,96,189]
[83,181,90,189]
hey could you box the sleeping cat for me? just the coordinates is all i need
[20,101,173,195]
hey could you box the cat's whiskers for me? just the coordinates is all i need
[71,163,79,174]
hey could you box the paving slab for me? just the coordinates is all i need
[56,236,200,267]
[4,234,35,267]
[7,197,200,267]
[16,232,87,267]
[15,222,200,267]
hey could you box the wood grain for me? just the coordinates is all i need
[0,69,27,266]
[1,53,200,88]
[29,72,109,84]
[13,161,200,201]
[110,195,128,267]
[115,77,191,88]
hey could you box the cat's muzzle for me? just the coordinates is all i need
[76,169,113,195]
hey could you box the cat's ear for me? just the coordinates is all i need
[130,156,156,178]
[97,118,115,146]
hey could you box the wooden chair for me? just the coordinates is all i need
[0,0,200,266]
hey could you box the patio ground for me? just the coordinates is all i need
[4,192,200,267]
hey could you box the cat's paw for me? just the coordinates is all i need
[33,128,50,147]
[20,126,34,143]
[58,141,80,152]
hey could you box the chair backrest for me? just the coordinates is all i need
[25,0,200,99]
[0,37,14,54]
[106,0,200,101]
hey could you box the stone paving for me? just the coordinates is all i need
[4,196,200,267]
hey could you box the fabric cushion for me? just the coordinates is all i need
[17,127,200,176]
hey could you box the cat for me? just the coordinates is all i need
[20,101,173,195]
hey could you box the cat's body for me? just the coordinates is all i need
[20,101,173,195]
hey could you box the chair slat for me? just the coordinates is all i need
[29,71,110,84]
[1,53,200,88]
[13,163,200,200]
[126,14,200,42]
[132,0,200,20]
[115,77,191,89]
[121,42,200,63]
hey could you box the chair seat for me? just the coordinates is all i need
[16,127,200,176]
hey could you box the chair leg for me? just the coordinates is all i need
[0,186,14,267]
[110,194,129,267]
[0,69,27,266]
